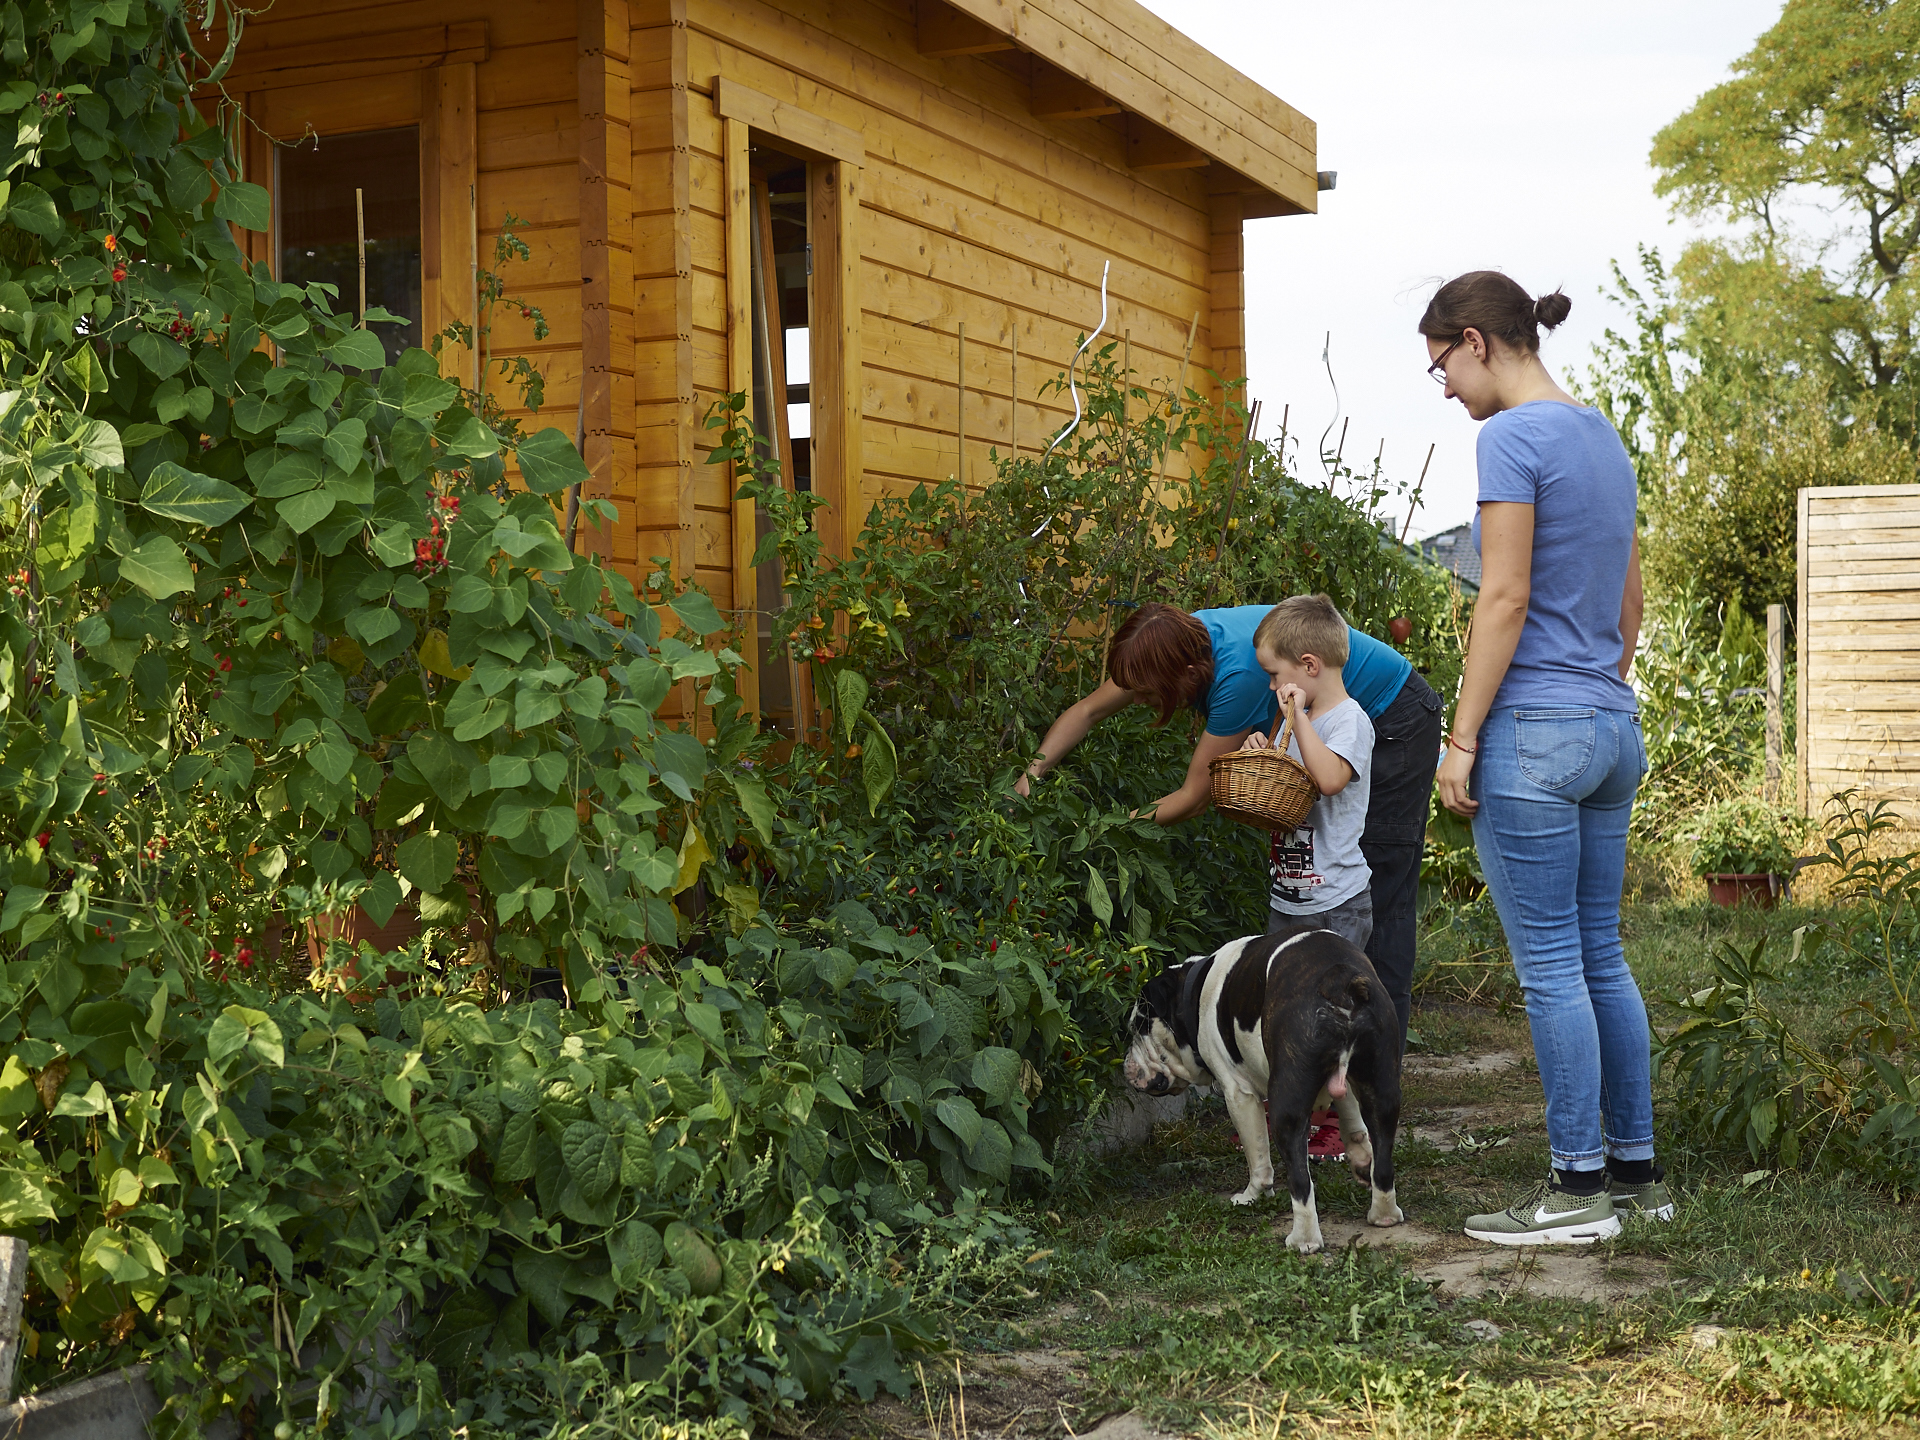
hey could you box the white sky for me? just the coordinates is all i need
[1136,0,1785,538]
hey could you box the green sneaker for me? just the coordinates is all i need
[1463,1179,1621,1246]
[1608,1167,1676,1221]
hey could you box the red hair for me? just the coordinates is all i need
[1108,603,1213,726]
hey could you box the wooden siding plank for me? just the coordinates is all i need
[478,39,580,109]
[858,164,1207,311]
[479,102,581,169]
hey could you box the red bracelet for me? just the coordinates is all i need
[1448,735,1478,755]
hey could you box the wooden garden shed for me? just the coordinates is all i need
[1797,483,1920,825]
[196,0,1319,717]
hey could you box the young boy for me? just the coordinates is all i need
[1243,595,1376,951]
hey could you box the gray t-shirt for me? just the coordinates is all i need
[1269,696,1374,915]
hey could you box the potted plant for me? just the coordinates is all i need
[1685,796,1806,908]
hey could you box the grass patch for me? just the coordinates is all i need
[865,898,1920,1440]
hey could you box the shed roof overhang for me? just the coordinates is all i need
[914,0,1318,218]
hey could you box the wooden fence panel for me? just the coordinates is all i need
[1799,484,1920,823]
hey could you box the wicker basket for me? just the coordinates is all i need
[1209,697,1319,832]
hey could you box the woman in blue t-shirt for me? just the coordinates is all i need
[1423,270,1669,1245]
[1016,603,1442,1058]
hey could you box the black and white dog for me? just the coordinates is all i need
[1122,929,1404,1253]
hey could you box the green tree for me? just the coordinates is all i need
[1587,250,1916,622]
[1651,0,1920,422]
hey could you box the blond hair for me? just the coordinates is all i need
[1254,594,1350,667]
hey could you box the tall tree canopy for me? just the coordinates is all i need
[1652,0,1920,421]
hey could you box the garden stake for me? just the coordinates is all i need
[1400,442,1435,542]
[957,320,966,496]
[564,389,586,553]
[354,187,366,328]
[1009,316,1020,457]
[469,183,480,395]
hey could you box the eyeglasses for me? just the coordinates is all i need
[1427,336,1465,385]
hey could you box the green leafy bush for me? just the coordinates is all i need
[1685,795,1808,877]
[0,1,1470,1428]
[1659,796,1920,1187]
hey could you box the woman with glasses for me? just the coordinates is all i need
[1423,270,1671,1244]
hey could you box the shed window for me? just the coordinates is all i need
[276,127,423,364]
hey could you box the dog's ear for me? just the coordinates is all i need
[1347,974,1372,1008]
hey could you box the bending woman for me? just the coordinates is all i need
[1422,270,1672,1245]
[1017,602,1441,1047]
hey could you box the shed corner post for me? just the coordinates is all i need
[579,0,633,565]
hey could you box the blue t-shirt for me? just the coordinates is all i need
[1472,402,1638,711]
[1195,607,1410,737]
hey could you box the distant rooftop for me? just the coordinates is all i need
[1418,523,1481,592]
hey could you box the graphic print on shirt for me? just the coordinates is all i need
[1271,825,1323,904]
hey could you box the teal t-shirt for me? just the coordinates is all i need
[1194,607,1411,736]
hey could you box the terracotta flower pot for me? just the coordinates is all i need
[1703,873,1779,910]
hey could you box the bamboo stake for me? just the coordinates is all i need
[354,188,366,329]
[1009,317,1020,457]
[564,390,586,553]
[1400,443,1435,542]
[956,321,966,491]
[469,183,480,396]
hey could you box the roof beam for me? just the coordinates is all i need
[1127,115,1208,171]
[917,0,1017,58]
[1030,55,1121,120]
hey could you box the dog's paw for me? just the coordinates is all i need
[1283,1229,1324,1255]
[1344,1137,1374,1177]
[1230,1185,1266,1206]
[1367,1188,1404,1227]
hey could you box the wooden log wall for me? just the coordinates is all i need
[219,0,590,503]
[1798,484,1920,824]
[208,0,1266,632]
[683,0,1239,589]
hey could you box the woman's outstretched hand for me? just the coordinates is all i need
[1437,743,1477,816]
[1014,771,1033,798]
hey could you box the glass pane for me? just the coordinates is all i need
[277,127,422,364]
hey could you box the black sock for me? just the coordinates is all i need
[1553,1167,1605,1196]
[1606,1157,1657,1185]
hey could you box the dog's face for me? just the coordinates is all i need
[1122,958,1214,1095]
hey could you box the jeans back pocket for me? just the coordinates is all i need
[1513,707,1597,791]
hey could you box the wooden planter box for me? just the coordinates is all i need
[306,886,490,992]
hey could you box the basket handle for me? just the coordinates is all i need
[1271,692,1296,755]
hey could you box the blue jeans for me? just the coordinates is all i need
[1470,706,1653,1171]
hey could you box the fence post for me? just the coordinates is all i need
[0,1234,25,1402]
[1766,602,1785,802]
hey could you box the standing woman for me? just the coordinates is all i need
[1424,271,1672,1245]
